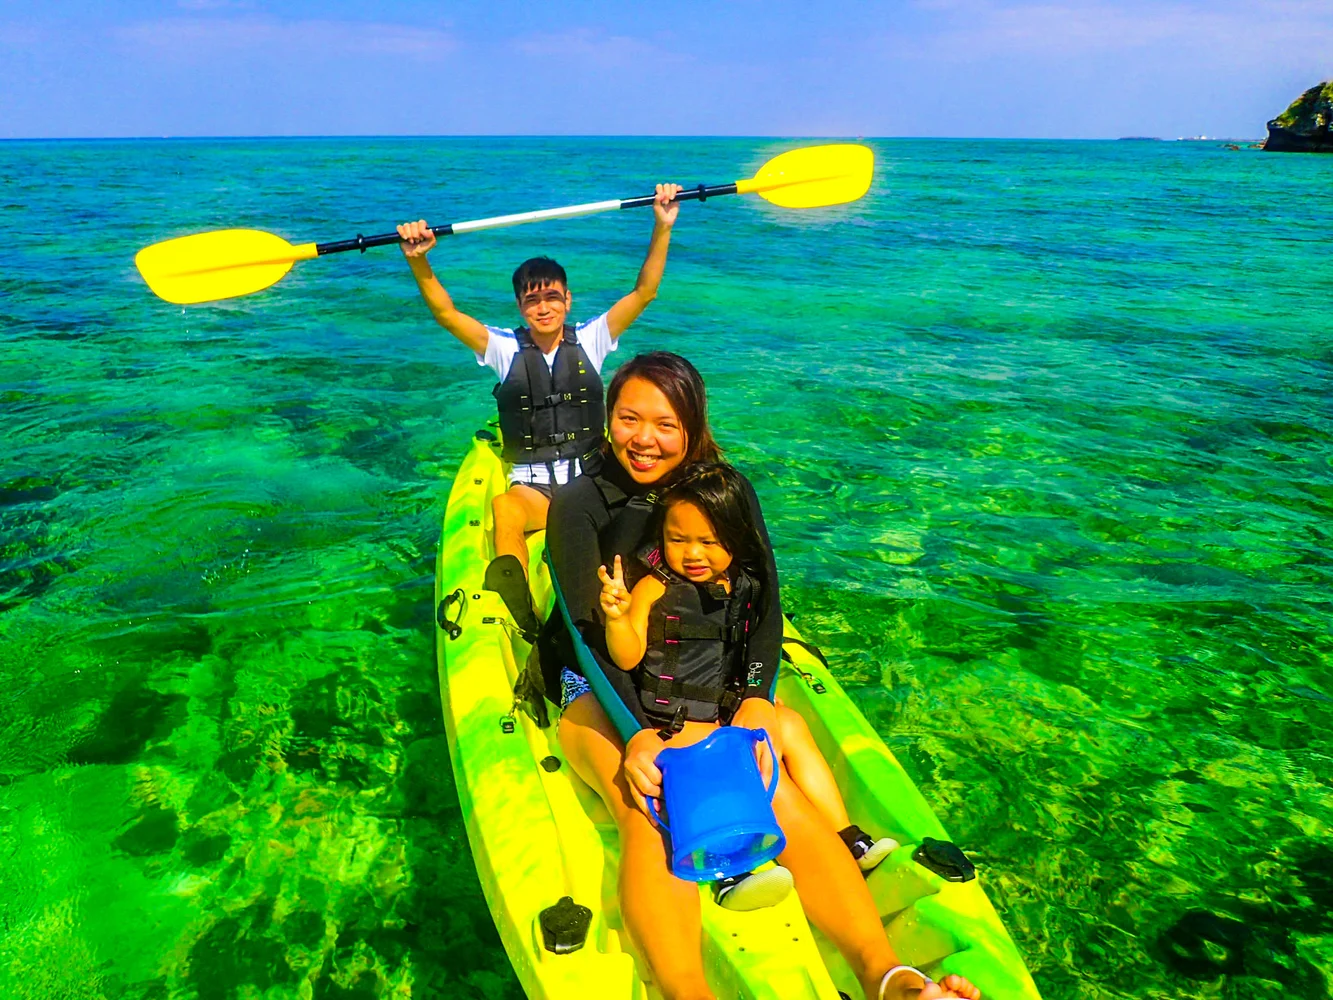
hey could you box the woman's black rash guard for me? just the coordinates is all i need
[546,459,783,733]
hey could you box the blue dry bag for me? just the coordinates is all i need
[647,726,786,881]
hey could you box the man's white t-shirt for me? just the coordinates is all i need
[477,312,617,486]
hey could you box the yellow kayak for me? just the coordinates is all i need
[435,430,1042,999]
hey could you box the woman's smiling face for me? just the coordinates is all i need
[608,376,687,485]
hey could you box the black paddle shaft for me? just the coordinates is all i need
[618,182,739,209]
[313,182,739,257]
[316,230,449,256]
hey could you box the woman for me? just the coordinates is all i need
[546,352,978,1000]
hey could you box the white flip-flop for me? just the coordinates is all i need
[878,965,932,1000]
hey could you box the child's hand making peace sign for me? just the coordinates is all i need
[598,555,631,621]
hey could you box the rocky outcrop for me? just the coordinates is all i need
[1264,81,1333,152]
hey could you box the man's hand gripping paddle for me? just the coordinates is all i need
[134,144,874,306]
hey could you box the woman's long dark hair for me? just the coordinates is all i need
[605,352,722,469]
[656,462,769,594]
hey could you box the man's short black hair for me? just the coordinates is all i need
[512,257,568,299]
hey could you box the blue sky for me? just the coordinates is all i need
[1,0,1329,138]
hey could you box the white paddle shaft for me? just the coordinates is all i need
[446,199,623,235]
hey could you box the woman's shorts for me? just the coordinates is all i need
[560,667,592,709]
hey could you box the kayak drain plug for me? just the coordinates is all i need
[912,837,976,882]
[539,896,592,955]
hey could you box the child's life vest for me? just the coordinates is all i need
[492,325,606,473]
[635,547,759,724]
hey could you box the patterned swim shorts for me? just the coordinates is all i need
[560,667,592,709]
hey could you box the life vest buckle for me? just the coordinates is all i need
[656,705,688,741]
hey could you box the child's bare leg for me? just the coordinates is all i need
[777,702,897,873]
[491,484,548,576]
[559,695,714,1000]
[776,702,851,831]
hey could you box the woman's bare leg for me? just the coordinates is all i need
[770,762,898,999]
[775,702,851,831]
[558,694,714,1000]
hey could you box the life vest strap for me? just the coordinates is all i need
[650,617,744,644]
[640,671,741,712]
[536,391,576,408]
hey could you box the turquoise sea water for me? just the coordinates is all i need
[1,137,1330,999]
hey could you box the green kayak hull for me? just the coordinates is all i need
[435,431,1042,999]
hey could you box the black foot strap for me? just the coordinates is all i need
[483,554,541,641]
[838,824,870,855]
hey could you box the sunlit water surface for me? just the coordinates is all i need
[1,137,1330,999]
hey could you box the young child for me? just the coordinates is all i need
[397,183,682,638]
[598,463,898,900]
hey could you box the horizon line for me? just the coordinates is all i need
[0,133,1265,143]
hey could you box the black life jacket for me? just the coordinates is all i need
[635,551,758,724]
[601,491,661,590]
[492,325,605,475]
[536,467,658,710]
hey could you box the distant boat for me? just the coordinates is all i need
[1118,136,1162,141]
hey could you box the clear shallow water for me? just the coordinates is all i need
[1,137,1330,999]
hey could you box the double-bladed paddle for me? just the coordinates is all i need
[134,144,874,305]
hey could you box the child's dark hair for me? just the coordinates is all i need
[606,352,722,468]
[657,462,768,593]
[512,257,568,298]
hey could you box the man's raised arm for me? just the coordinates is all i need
[606,183,682,339]
[397,218,490,355]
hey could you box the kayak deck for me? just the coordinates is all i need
[435,431,1041,1000]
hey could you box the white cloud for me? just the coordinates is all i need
[115,16,457,60]
[885,0,1333,59]
[509,27,689,70]
[175,0,255,10]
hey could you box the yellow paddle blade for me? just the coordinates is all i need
[735,144,874,208]
[134,229,319,305]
